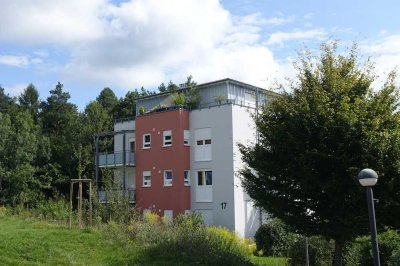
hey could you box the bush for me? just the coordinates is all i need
[207,226,253,265]
[0,206,7,217]
[254,218,297,257]
[35,198,70,223]
[101,220,131,246]
[131,212,252,265]
[344,229,400,266]
[288,236,333,266]
[93,187,137,225]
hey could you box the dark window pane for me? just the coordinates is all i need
[197,140,203,145]
[205,171,212,185]
[197,172,204,185]
[205,139,211,145]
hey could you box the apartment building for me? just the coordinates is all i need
[95,78,275,238]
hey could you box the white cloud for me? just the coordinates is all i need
[303,13,313,20]
[0,0,108,44]
[266,29,327,46]
[4,83,27,97]
[0,55,29,68]
[264,15,295,26]
[0,0,283,90]
[360,34,400,86]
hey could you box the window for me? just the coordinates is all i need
[129,140,135,152]
[164,170,173,186]
[196,170,213,202]
[184,170,190,186]
[194,128,212,161]
[163,130,172,146]
[164,210,173,223]
[143,171,151,187]
[143,134,151,149]
[184,130,190,145]
[197,170,212,186]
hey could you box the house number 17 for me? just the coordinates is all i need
[221,202,227,209]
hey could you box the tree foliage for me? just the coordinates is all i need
[239,42,400,264]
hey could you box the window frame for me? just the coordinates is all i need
[164,170,173,186]
[197,170,212,187]
[163,130,172,147]
[184,170,190,186]
[143,171,151,187]
[143,134,151,149]
[184,130,190,146]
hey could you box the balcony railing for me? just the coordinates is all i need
[98,189,136,203]
[98,151,135,167]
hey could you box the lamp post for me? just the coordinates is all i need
[358,168,380,266]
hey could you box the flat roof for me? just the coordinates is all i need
[133,78,275,102]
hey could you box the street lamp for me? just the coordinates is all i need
[358,168,380,266]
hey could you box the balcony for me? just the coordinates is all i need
[98,151,135,167]
[98,189,136,203]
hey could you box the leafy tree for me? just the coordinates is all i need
[239,42,400,266]
[0,111,40,205]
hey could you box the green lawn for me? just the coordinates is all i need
[0,216,287,265]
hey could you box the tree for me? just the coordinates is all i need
[19,83,40,120]
[0,85,17,114]
[39,82,80,192]
[96,87,118,113]
[184,75,201,108]
[239,42,400,266]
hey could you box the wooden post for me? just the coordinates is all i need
[69,182,73,229]
[89,180,93,227]
[78,181,83,228]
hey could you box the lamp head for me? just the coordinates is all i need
[358,168,378,187]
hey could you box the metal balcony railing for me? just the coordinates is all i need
[98,189,136,203]
[98,151,135,167]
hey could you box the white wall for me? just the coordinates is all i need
[189,104,236,231]
[114,120,135,152]
[113,120,136,190]
[231,105,261,238]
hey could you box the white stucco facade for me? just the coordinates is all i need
[189,104,261,237]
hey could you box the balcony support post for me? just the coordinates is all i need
[95,136,99,191]
[123,132,126,192]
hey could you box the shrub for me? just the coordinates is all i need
[288,236,333,266]
[132,213,252,265]
[207,226,253,265]
[102,220,131,246]
[172,92,185,106]
[0,206,7,217]
[344,229,400,266]
[254,218,297,257]
[138,106,146,115]
[93,186,137,225]
[34,198,70,223]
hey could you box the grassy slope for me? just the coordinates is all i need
[0,216,287,266]
[0,216,153,265]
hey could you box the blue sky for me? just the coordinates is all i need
[1,0,399,110]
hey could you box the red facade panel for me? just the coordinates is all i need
[135,108,190,217]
